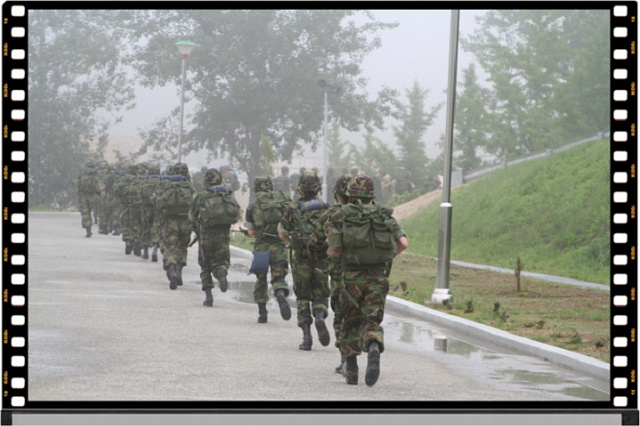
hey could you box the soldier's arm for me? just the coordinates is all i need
[244,205,256,237]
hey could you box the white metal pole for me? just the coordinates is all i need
[432,10,460,304]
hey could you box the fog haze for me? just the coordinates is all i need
[109,9,485,168]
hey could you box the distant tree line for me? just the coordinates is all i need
[28,9,608,208]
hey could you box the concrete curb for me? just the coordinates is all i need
[230,246,610,382]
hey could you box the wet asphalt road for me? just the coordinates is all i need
[22,212,608,402]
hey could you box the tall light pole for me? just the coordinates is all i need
[175,40,198,163]
[431,10,460,304]
[317,79,343,202]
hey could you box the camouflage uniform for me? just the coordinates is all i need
[114,166,137,252]
[278,171,330,349]
[76,161,100,237]
[138,164,161,259]
[244,177,291,322]
[189,169,242,306]
[99,163,124,236]
[320,175,406,386]
[160,163,196,289]
[309,175,351,363]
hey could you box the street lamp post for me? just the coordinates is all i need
[431,10,460,304]
[175,40,198,164]
[317,79,342,203]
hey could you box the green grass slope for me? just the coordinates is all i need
[401,139,610,284]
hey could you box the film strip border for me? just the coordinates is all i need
[611,2,638,411]
[3,3,28,411]
[0,1,638,414]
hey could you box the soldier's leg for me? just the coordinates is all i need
[329,272,345,372]
[310,264,330,347]
[210,230,230,292]
[269,243,291,320]
[359,270,388,354]
[338,273,364,385]
[163,219,181,290]
[360,270,388,387]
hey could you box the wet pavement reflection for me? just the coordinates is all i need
[225,260,608,401]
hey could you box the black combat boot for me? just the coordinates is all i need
[343,356,358,385]
[177,263,184,286]
[98,223,108,235]
[168,264,179,290]
[365,341,381,387]
[335,357,346,374]
[151,244,158,262]
[213,267,228,293]
[275,289,291,320]
[84,225,92,238]
[125,240,132,254]
[112,226,122,236]
[133,239,141,256]
[314,310,330,347]
[141,246,149,260]
[299,322,313,351]
[202,286,213,307]
[257,303,268,323]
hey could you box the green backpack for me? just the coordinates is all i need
[253,190,289,237]
[139,176,160,206]
[332,203,397,267]
[291,200,330,253]
[199,186,242,227]
[79,169,100,193]
[155,176,194,216]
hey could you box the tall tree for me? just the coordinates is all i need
[351,132,399,178]
[327,120,350,174]
[28,10,135,207]
[453,63,491,171]
[124,10,398,193]
[461,10,609,159]
[393,81,442,185]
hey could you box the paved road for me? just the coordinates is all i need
[22,212,608,402]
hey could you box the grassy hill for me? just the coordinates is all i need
[401,139,610,284]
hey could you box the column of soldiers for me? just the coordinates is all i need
[77,160,408,387]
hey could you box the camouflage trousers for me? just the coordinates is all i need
[198,227,231,288]
[78,192,97,228]
[253,240,289,304]
[120,204,132,242]
[140,204,155,247]
[99,194,121,230]
[338,268,389,358]
[161,215,192,266]
[329,271,343,347]
[123,205,142,243]
[291,255,329,327]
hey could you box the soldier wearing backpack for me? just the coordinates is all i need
[138,164,162,260]
[324,175,408,387]
[244,177,292,323]
[309,174,352,372]
[76,160,101,237]
[189,168,243,307]
[278,171,331,351]
[156,163,196,290]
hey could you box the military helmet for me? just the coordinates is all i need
[347,175,375,198]
[204,168,223,186]
[297,170,321,194]
[99,160,110,170]
[172,162,190,178]
[137,162,151,176]
[332,175,351,197]
[254,176,273,192]
[128,164,139,175]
